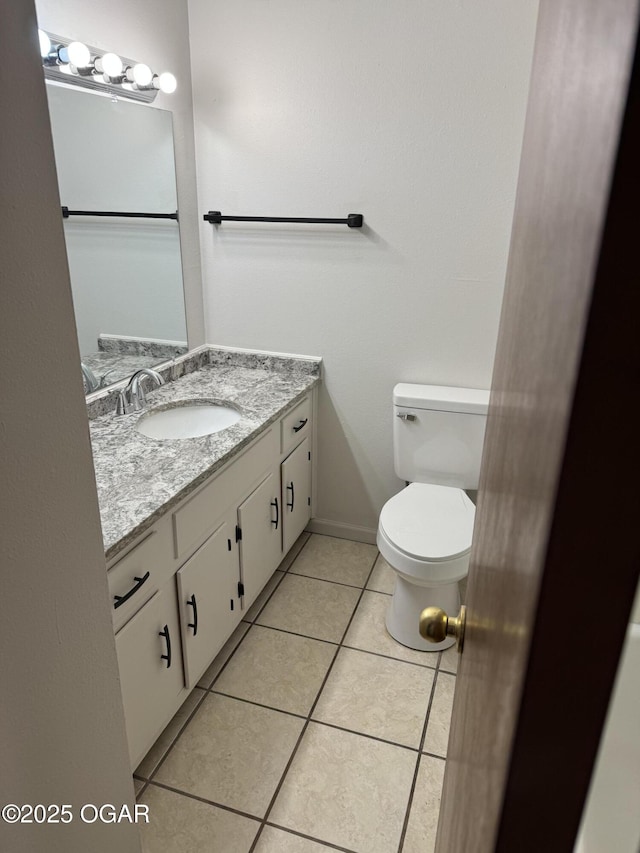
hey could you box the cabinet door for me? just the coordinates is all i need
[176,517,241,689]
[237,471,283,611]
[116,585,184,769]
[281,437,312,554]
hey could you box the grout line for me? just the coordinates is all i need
[306,718,423,754]
[397,657,442,853]
[208,690,308,722]
[247,550,380,853]
[265,821,359,852]
[252,618,346,644]
[234,621,340,648]
[340,642,439,671]
[421,750,447,762]
[261,569,368,591]
[144,779,263,823]
[135,780,148,801]
[286,568,374,590]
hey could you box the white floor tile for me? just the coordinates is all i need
[271,722,417,853]
[402,756,445,853]
[215,625,335,715]
[423,672,456,757]
[313,648,433,748]
[154,693,304,818]
[139,784,259,853]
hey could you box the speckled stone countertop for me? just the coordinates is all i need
[90,352,321,562]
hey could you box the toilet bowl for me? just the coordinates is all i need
[379,383,489,651]
[377,482,475,650]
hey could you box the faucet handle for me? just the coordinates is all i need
[115,390,131,415]
[135,384,147,407]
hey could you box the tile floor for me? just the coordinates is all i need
[134,533,458,853]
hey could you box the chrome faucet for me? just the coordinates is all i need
[81,361,99,394]
[115,368,165,415]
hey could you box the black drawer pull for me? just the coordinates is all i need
[187,594,198,636]
[287,482,295,511]
[113,571,150,610]
[293,418,308,433]
[159,624,172,668]
[271,497,279,529]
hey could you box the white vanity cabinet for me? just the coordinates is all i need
[281,436,312,554]
[176,513,242,689]
[108,391,315,769]
[115,586,184,768]
[237,471,283,611]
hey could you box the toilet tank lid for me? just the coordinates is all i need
[393,383,489,414]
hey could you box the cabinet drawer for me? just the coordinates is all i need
[173,426,278,559]
[108,520,174,633]
[281,397,311,456]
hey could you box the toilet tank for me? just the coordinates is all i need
[393,383,489,488]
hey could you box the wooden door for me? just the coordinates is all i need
[436,1,640,851]
[176,517,242,689]
[238,471,283,609]
[281,437,312,554]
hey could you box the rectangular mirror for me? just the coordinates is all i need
[45,83,188,394]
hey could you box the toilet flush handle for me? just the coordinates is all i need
[419,606,466,653]
[396,411,416,421]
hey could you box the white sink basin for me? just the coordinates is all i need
[136,402,241,440]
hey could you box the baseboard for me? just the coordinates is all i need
[306,518,377,546]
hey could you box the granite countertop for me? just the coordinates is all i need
[90,355,321,562]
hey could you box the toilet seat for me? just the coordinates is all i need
[377,483,475,584]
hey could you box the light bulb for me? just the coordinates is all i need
[132,63,152,87]
[156,72,177,94]
[38,30,51,58]
[66,41,90,67]
[97,52,123,77]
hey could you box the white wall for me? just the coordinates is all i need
[189,0,540,536]
[0,3,140,851]
[35,0,205,348]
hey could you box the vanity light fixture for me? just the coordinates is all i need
[38,30,177,104]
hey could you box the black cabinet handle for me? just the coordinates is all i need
[287,482,295,511]
[293,418,308,433]
[159,625,172,668]
[113,571,150,610]
[271,497,279,529]
[187,594,198,636]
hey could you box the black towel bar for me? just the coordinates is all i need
[61,207,178,220]
[203,211,363,228]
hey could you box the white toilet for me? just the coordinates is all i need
[377,383,489,651]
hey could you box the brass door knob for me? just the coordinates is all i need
[419,605,466,652]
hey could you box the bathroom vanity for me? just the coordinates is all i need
[89,348,320,768]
